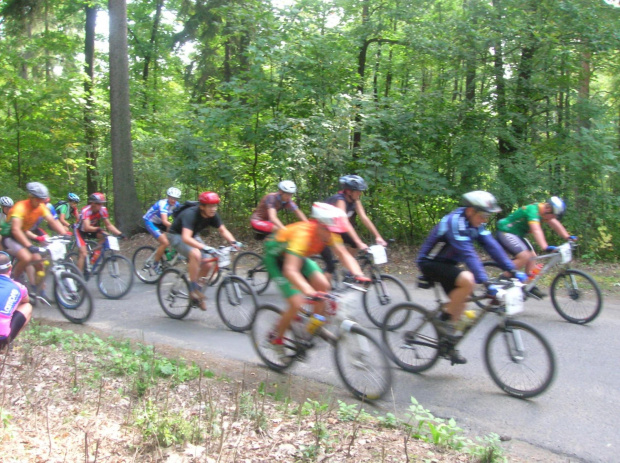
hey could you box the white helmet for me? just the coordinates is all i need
[278,181,297,194]
[26,182,50,199]
[0,196,14,207]
[547,196,566,219]
[167,187,182,199]
[461,191,501,213]
[311,202,349,233]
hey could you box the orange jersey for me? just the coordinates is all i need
[273,221,343,257]
[8,199,51,232]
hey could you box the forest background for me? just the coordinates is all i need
[1,0,619,260]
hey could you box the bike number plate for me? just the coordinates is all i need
[48,241,67,260]
[218,248,231,267]
[107,236,120,251]
[505,286,524,315]
[369,245,387,265]
[559,243,572,263]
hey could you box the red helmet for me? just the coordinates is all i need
[89,192,106,204]
[199,191,220,205]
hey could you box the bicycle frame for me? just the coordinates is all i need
[89,235,120,275]
[523,241,573,293]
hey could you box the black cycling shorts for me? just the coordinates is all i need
[418,260,463,295]
[496,232,533,257]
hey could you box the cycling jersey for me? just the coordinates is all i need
[417,207,514,284]
[6,199,51,233]
[266,220,342,258]
[250,193,299,222]
[143,199,179,224]
[497,204,541,237]
[56,202,77,221]
[168,206,222,237]
[325,192,357,222]
[0,274,28,338]
[77,204,109,231]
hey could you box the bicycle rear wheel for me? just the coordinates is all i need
[157,268,192,319]
[97,255,134,299]
[381,302,440,373]
[484,320,555,398]
[334,324,392,401]
[363,274,411,328]
[54,272,93,324]
[216,275,258,332]
[250,304,298,372]
[550,269,602,324]
[132,245,160,284]
[232,251,270,294]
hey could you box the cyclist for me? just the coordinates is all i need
[264,202,370,353]
[0,252,32,352]
[166,191,240,311]
[0,197,14,251]
[250,181,307,236]
[1,182,68,284]
[56,193,81,229]
[496,196,575,299]
[142,187,182,274]
[75,192,125,273]
[416,191,526,364]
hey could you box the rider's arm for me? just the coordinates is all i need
[546,218,570,241]
[528,221,549,250]
[81,217,99,234]
[45,215,69,235]
[282,252,315,296]
[266,208,286,230]
[293,208,308,222]
[181,227,206,250]
[354,201,386,246]
[10,218,33,248]
[160,213,172,230]
[217,224,237,245]
[102,218,122,236]
[446,219,488,283]
[331,242,364,276]
[335,199,366,249]
[479,230,515,273]
[58,211,70,228]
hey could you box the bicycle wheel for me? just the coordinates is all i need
[363,274,411,328]
[157,268,192,319]
[550,269,602,324]
[250,304,298,372]
[64,251,80,266]
[54,272,93,324]
[334,324,392,401]
[97,255,134,299]
[484,320,555,399]
[132,245,161,284]
[382,302,440,373]
[216,275,258,332]
[232,251,270,294]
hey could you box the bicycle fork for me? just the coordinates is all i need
[503,325,525,362]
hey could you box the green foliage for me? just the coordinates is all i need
[336,400,371,422]
[134,399,197,448]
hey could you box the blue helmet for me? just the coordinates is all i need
[68,192,80,203]
[339,175,368,191]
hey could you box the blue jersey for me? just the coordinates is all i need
[0,274,28,338]
[32,203,58,231]
[143,199,179,225]
[417,207,514,284]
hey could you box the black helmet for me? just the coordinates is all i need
[339,175,368,191]
[461,191,501,213]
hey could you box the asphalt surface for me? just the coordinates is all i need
[36,269,618,463]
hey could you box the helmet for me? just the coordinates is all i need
[0,196,14,207]
[167,187,182,199]
[311,202,349,233]
[67,192,80,203]
[278,181,297,194]
[26,182,49,199]
[339,175,368,191]
[88,192,106,204]
[547,196,566,219]
[199,191,220,204]
[460,191,501,213]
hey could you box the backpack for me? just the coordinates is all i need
[53,200,68,210]
[171,200,199,220]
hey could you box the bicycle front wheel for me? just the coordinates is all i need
[232,251,270,294]
[157,269,192,319]
[97,255,134,299]
[550,269,602,324]
[334,324,392,401]
[216,275,258,332]
[54,272,93,324]
[132,245,160,284]
[363,274,411,328]
[484,320,555,399]
[382,302,440,373]
[250,304,298,372]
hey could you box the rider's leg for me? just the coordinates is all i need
[306,269,330,317]
[154,233,169,263]
[12,247,33,282]
[9,304,32,341]
[514,249,536,274]
[444,271,475,323]
[276,292,305,340]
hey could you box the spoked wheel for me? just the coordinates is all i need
[484,319,555,399]
[157,269,192,319]
[363,274,411,328]
[64,251,80,267]
[382,302,440,373]
[54,272,93,324]
[97,255,134,299]
[215,275,258,332]
[232,251,270,294]
[250,304,298,372]
[334,324,392,401]
[132,245,161,284]
[550,269,602,324]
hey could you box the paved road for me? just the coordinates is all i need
[37,272,618,462]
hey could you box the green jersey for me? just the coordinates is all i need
[497,204,541,237]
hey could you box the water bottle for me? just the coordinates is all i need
[165,248,174,261]
[455,309,478,332]
[90,248,101,265]
[528,263,544,281]
[306,314,326,335]
[35,260,50,286]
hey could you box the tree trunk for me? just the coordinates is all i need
[84,5,98,194]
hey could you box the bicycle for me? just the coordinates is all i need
[67,234,134,299]
[156,246,258,332]
[19,236,94,324]
[381,276,556,399]
[232,250,270,294]
[250,281,393,401]
[483,241,602,324]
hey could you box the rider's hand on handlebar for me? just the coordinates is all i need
[375,237,388,247]
[569,235,578,241]
[117,232,127,240]
[354,275,371,286]
[202,245,216,254]
[231,241,242,250]
[34,235,47,243]
[545,245,558,252]
[28,245,46,255]
[309,291,329,302]
[511,270,528,283]
[484,282,499,297]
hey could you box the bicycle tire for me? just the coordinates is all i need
[484,319,555,398]
[363,273,411,328]
[250,304,298,372]
[216,275,258,332]
[54,272,93,324]
[132,245,161,284]
[381,302,440,373]
[97,254,134,299]
[64,251,80,267]
[232,251,270,294]
[334,324,392,401]
[157,268,192,319]
[550,269,602,324]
